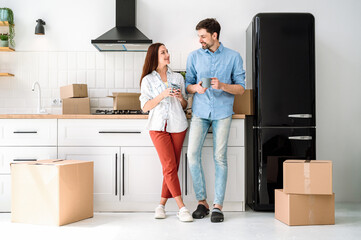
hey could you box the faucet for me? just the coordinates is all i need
[32,81,48,114]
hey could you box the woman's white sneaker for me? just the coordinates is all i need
[154,205,166,219]
[177,207,193,222]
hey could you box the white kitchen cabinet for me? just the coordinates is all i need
[0,147,57,212]
[0,117,245,212]
[0,119,57,212]
[58,119,153,147]
[0,119,57,146]
[0,147,57,173]
[182,147,245,211]
[0,175,11,212]
[58,147,122,211]
[120,147,182,211]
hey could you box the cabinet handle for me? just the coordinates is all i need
[115,153,118,196]
[122,153,125,196]
[288,136,313,140]
[13,159,37,161]
[185,153,188,196]
[288,114,312,119]
[13,131,37,134]
[98,131,141,134]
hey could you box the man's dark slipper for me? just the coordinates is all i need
[192,204,210,219]
[211,208,224,223]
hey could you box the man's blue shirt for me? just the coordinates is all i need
[185,43,246,120]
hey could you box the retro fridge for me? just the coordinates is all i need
[245,13,316,211]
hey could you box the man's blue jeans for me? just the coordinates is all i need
[187,115,232,206]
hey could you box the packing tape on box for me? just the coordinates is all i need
[304,161,311,194]
[308,195,316,224]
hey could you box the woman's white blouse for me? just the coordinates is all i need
[139,69,188,133]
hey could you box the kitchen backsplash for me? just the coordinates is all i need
[0,51,187,114]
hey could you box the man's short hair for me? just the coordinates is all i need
[196,18,221,40]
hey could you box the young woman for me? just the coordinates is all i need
[139,43,193,222]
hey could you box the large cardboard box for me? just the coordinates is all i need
[275,189,335,226]
[60,84,88,99]
[11,159,93,226]
[62,97,90,114]
[108,93,141,110]
[233,89,253,115]
[283,160,333,195]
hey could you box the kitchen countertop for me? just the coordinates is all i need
[0,114,246,119]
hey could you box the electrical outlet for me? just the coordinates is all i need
[51,98,62,106]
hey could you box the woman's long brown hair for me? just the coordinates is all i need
[140,43,164,87]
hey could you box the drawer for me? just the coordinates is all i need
[0,175,11,212]
[183,119,244,147]
[0,147,57,174]
[58,119,153,147]
[0,119,57,146]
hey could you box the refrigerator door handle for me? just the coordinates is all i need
[288,136,313,140]
[288,114,312,118]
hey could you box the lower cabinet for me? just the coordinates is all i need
[120,147,182,211]
[0,118,245,212]
[183,147,245,211]
[0,175,11,212]
[57,147,182,211]
[120,147,162,203]
[58,147,122,211]
[0,147,57,212]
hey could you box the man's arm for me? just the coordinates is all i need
[185,53,209,94]
[186,82,207,94]
[211,78,245,95]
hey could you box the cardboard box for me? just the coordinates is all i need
[60,84,88,99]
[62,97,90,114]
[11,159,93,226]
[108,93,141,110]
[275,189,335,226]
[283,160,333,195]
[233,89,253,115]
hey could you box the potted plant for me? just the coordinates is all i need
[0,8,15,47]
[0,33,9,47]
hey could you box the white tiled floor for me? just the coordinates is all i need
[0,203,360,240]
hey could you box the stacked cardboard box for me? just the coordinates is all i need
[60,84,90,114]
[11,159,93,226]
[275,160,335,226]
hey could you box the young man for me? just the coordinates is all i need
[185,18,245,223]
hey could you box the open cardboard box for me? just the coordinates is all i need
[108,93,141,110]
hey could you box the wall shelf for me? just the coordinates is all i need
[0,73,15,77]
[0,21,14,77]
[0,21,9,26]
[0,47,15,52]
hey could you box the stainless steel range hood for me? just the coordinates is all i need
[91,0,152,52]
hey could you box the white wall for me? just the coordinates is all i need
[1,0,360,202]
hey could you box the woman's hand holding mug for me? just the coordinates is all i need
[161,87,173,99]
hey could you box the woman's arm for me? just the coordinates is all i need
[142,88,172,112]
[173,90,187,109]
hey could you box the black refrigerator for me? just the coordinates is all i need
[245,13,316,211]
